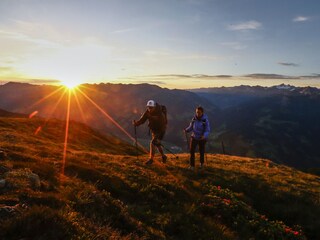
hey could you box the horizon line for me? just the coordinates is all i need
[1,80,319,90]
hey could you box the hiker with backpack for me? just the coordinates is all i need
[133,100,167,165]
[184,106,210,170]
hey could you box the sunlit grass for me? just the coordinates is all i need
[0,115,318,239]
[0,89,319,239]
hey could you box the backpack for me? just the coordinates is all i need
[161,105,168,125]
[147,104,167,134]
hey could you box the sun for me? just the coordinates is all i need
[60,79,83,89]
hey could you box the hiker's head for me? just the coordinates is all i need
[146,100,156,112]
[196,106,204,118]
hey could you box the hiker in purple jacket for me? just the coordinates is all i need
[184,106,210,170]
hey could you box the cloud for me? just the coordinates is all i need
[28,79,61,84]
[0,28,59,49]
[0,78,61,85]
[135,80,167,85]
[300,74,320,79]
[214,75,233,78]
[0,66,13,72]
[244,74,299,79]
[227,21,262,31]
[293,16,310,22]
[134,74,234,80]
[152,73,318,82]
[278,62,299,67]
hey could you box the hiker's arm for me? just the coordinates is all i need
[134,111,148,126]
[184,120,193,132]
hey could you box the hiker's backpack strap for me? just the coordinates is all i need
[161,105,168,125]
[191,117,196,128]
[201,119,207,135]
[191,117,206,128]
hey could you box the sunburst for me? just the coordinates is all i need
[29,84,148,180]
[60,79,82,89]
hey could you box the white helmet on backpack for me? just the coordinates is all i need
[146,100,156,107]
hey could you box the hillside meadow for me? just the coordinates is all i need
[0,116,319,239]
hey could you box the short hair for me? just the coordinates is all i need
[196,106,204,112]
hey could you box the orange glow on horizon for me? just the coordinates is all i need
[60,81,81,89]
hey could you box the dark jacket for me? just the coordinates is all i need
[135,104,166,133]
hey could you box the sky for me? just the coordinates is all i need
[0,0,319,89]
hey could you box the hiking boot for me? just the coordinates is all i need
[162,155,167,163]
[145,159,153,165]
[188,166,195,171]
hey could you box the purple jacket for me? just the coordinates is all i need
[185,114,210,140]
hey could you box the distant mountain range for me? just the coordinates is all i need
[191,84,320,169]
[190,84,319,109]
[0,82,319,169]
[0,82,219,149]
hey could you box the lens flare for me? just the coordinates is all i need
[60,79,82,89]
[78,88,148,153]
[61,89,71,176]
[29,84,148,182]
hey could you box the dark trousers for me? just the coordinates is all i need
[190,137,206,167]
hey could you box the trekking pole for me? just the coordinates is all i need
[134,125,138,160]
[184,130,190,151]
[205,139,208,166]
[205,153,208,166]
[221,141,226,154]
[160,144,179,159]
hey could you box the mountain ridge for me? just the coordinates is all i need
[0,82,320,170]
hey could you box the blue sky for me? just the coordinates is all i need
[0,0,319,88]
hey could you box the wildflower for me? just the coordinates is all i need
[223,199,231,205]
[294,231,299,235]
[260,215,266,220]
[217,186,221,190]
[285,227,291,233]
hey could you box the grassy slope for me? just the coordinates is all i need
[0,116,137,155]
[0,117,319,239]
